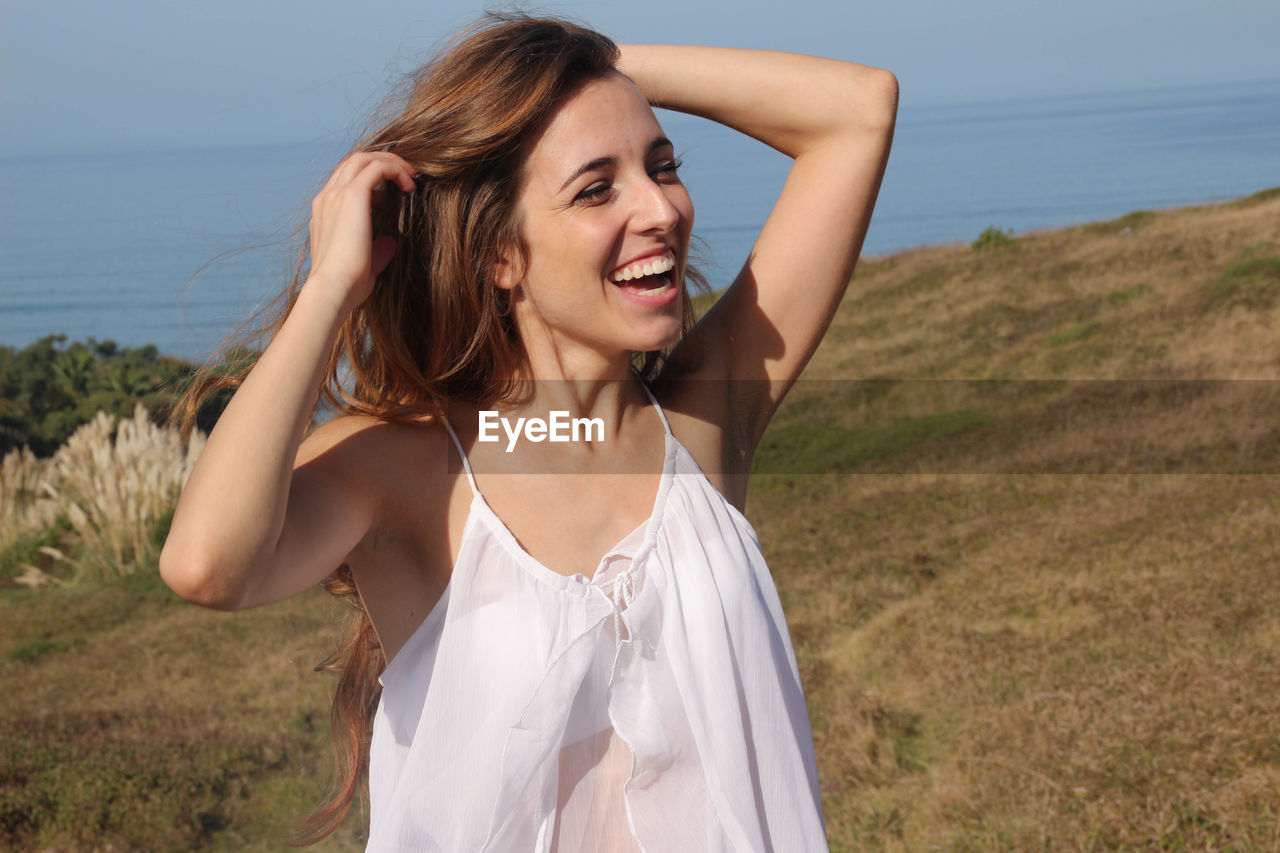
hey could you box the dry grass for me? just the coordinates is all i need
[0,446,60,549]
[3,189,1280,850]
[0,571,362,851]
[747,188,1280,850]
[765,473,1280,850]
[821,194,1280,380]
[0,405,205,581]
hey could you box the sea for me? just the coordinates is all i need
[2,77,1279,362]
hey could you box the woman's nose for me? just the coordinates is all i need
[633,178,682,234]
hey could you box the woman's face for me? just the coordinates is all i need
[506,72,694,365]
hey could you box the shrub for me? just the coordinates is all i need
[0,336,231,458]
[971,226,1015,251]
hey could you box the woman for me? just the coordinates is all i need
[161,14,896,851]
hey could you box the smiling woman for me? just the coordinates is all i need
[500,72,694,361]
[158,12,896,851]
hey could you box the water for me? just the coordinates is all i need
[0,144,331,361]
[3,77,1278,362]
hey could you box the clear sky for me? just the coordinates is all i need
[1,0,1278,157]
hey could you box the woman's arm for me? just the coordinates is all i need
[618,45,897,447]
[159,153,417,610]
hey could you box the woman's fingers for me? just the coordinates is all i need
[312,156,417,240]
[307,152,418,307]
[322,151,417,195]
[352,156,418,197]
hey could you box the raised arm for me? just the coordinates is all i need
[159,153,418,610]
[619,45,897,447]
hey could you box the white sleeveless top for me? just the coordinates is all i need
[366,380,828,851]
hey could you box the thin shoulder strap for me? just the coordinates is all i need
[634,373,672,437]
[430,397,480,497]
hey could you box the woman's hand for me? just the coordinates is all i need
[307,152,418,311]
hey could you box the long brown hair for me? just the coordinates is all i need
[176,12,706,844]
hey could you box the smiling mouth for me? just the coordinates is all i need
[609,250,677,295]
[610,250,676,283]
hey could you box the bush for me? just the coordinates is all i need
[971,226,1015,251]
[0,336,232,458]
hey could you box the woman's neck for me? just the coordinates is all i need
[502,358,642,441]
[503,328,648,425]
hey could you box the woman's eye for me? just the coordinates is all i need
[572,160,682,205]
[651,158,684,180]
[574,183,612,204]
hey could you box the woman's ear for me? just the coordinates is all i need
[493,246,524,291]
[494,258,518,291]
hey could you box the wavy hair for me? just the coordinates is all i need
[175,12,707,844]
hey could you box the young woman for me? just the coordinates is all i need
[161,15,896,851]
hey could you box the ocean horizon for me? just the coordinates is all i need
[3,76,1278,362]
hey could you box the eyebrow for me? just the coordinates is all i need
[557,137,674,193]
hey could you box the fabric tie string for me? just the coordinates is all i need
[612,567,637,646]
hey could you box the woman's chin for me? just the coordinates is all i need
[627,319,684,355]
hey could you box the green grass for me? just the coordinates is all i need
[753,409,992,476]
[1105,282,1149,305]
[1198,255,1280,311]
[1085,209,1156,236]
[0,571,363,850]
[1048,320,1101,347]
[6,637,72,664]
[1229,186,1280,208]
[0,516,73,584]
[0,709,305,849]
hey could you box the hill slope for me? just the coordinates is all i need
[3,188,1279,850]
[752,186,1280,849]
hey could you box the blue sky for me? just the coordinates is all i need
[2,0,1278,157]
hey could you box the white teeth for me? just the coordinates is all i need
[610,251,675,283]
[635,275,671,296]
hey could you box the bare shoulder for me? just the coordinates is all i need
[285,413,455,559]
[292,413,457,582]
[297,412,444,466]
[294,413,454,501]
[297,412,387,459]
[294,413,460,661]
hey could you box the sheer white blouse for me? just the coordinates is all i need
[366,382,827,851]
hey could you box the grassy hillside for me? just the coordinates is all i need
[3,187,1280,850]
[759,186,1280,849]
